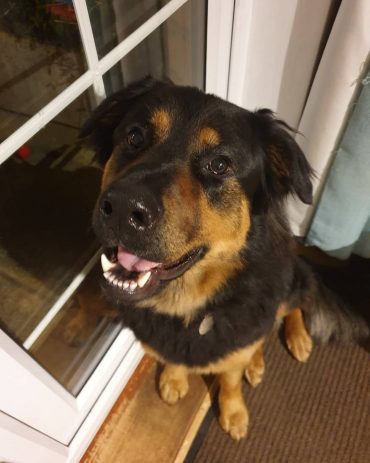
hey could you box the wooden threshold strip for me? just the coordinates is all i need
[81,355,217,463]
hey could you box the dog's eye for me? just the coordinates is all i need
[207,156,230,176]
[127,128,144,148]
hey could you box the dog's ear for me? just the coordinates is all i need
[79,76,169,164]
[253,109,314,205]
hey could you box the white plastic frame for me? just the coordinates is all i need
[205,0,235,98]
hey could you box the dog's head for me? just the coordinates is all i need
[81,77,313,316]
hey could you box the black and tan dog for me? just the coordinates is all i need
[80,77,370,440]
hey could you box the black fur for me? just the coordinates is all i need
[303,257,370,344]
[81,78,370,367]
[80,76,168,164]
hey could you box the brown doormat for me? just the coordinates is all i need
[187,334,370,463]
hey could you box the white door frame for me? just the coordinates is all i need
[206,0,234,99]
[0,337,143,463]
[0,1,235,461]
[227,0,334,128]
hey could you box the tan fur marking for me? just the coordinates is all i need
[199,127,220,148]
[151,109,172,143]
[159,364,189,405]
[276,302,290,320]
[101,144,150,189]
[189,127,220,154]
[146,339,264,441]
[139,253,244,323]
[218,367,248,440]
[244,342,265,387]
[284,308,313,362]
[140,175,250,321]
[101,147,121,189]
[161,168,200,251]
[201,338,264,375]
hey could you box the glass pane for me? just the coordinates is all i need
[104,0,206,94]
[30,265,122,396]
[0,1,87,140]
[0,0,206,396]
[87,0,170,59]
[0,89,121,395]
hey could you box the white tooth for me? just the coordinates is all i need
[101,253,116,273]
[118,280,124,289]
[129,281,137,291]
[108,274,115,284]
[103,271,111,280]
[123,281,130,289]
[113,279,120,287]
[137,271,151,288]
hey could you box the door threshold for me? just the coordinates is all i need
[81,355,217,463]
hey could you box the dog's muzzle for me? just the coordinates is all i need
[99,183,163,233]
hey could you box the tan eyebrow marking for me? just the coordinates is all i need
[151,109,172,143]
[199,127,220,146]
[190,127,221,154]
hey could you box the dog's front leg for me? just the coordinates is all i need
[244,342,265,387]
[218,367,248,440]
[159,363,189,405]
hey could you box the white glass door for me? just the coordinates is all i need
[0,1,236,461]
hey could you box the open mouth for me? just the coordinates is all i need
[100,245,206,301]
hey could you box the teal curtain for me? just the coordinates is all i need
[306,68,370,259]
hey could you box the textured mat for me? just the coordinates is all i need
[189,334,370,463]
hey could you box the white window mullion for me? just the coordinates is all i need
[98,0,189,75]
[22,250,101,350]
[0,0,189,165]
[0,70,94,165]
[72,0,106,103]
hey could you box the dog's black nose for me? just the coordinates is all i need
[99,185,162,232]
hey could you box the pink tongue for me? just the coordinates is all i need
[117,246,160,272]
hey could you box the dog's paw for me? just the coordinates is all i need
[159,370,189,405]
[159,378,189,404]
[286,329,313,363]
[62,317,90,347]
[244,357,265,388]
[219,407,249,441]
[284,309,314,363]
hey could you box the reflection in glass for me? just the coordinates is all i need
[0,91,99,345]
[30,265,122,396]
[103,0,206,95]
[87,0,170,59]
[0,1,87,140]
[0,87,122,395]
